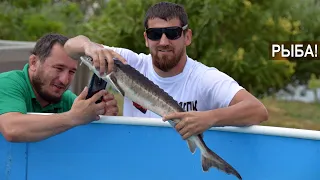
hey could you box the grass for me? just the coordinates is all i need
[260,97,320,131]
[112,92,320,131]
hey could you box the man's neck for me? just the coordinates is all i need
[28,71,50,108]
[33,91,50,108]
[153,54,188,78]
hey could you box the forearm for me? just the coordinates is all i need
[209,100,268,127]
[0,112,75,142]
[64,35,93,60]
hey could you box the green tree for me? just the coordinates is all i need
[308,73,320,103]
[1,0,319,98]
[82,0,301,97]
[0,0,84,40]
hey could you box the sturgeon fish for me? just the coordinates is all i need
[80,55,242,180]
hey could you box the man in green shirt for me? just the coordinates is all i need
[0,33,120,142]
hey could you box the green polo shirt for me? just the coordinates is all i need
[0,63,77,115]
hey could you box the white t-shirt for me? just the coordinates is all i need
[103,45,244,118]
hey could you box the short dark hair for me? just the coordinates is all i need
[31,33,69,62]
[144,2,188,29]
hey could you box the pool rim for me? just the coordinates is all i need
[27,113,320,141]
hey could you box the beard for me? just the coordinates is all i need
[31,72,64,104]
[151,45,184,72]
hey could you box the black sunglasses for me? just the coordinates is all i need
[146,24,188,41]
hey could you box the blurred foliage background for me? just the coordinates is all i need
[1,0,320,130]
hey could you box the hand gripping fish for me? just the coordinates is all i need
[80,56,242,180]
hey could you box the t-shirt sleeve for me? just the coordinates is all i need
[0,77,27,115]
[198,69,244,109]
[102,45,146,70]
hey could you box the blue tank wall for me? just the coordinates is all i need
[0,136,27,180]
[1,122,320,180]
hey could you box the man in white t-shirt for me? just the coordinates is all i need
[64,2,268,139]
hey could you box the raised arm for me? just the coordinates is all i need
[63,35,93,60]
[64,35,148,77]
[64,35,128,75]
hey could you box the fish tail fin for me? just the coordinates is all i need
[201,144,242,180]
[186,139,197,154]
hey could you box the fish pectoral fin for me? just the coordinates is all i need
[105,82,112,91]
[201,149,242,180]
[107,74,125,96]
[200,133,204,138]
[186,139,197,154]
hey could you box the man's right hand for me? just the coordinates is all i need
[68,86,107,125]
[83,41,127,76]
[64,35,127,76]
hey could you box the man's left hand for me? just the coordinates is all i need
[102,92,118,116]
[162,111,212,140]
